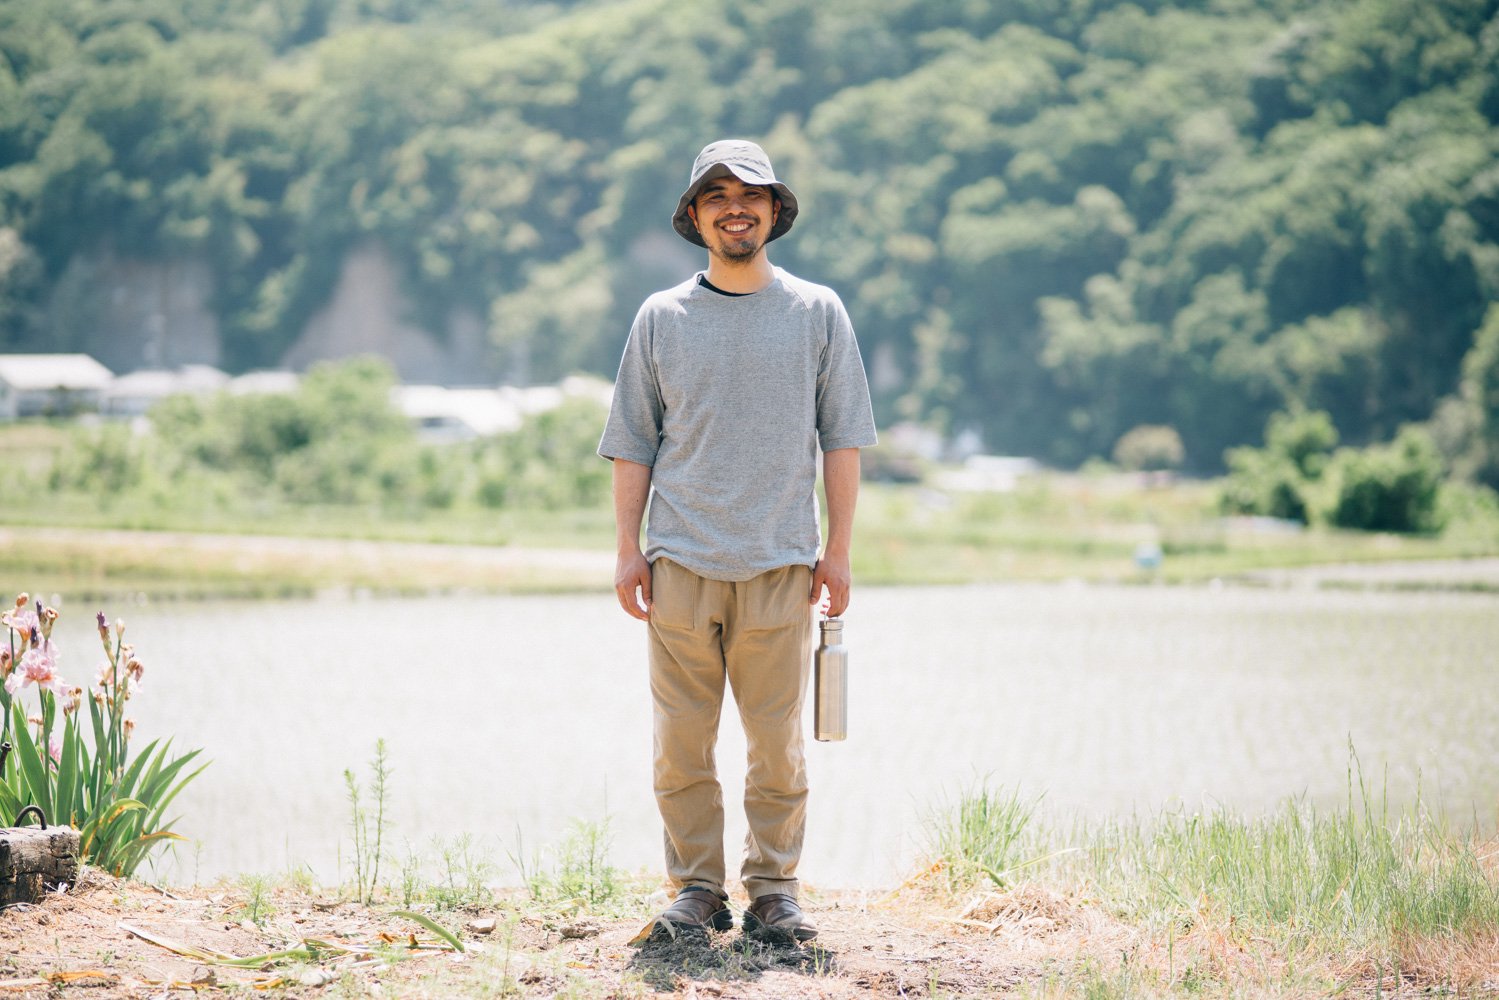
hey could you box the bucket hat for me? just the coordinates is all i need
[672,139,799,248]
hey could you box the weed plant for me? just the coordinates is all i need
[427,833,496,910]
[343,739,391,904]
[523,817,629,912]
[923,780,1042,892]
[235,873,275,925]
[337,745,632,916]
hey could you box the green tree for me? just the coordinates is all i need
[2,0,1497,472]
[1432,304,1499,489]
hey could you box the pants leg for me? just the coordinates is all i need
[647,559,730,893]
[724,564,814,901]
[647,559,814,900]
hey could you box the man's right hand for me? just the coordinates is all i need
[616,549,653,621]
[610,458,654,621]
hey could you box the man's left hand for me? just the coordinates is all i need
[810,549,852,618]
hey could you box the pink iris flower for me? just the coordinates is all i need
[3,641,68,697]
[2,606,39,645]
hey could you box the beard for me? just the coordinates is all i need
[713,238,761,262]
[703,210,770,263]
[709,228,764,263]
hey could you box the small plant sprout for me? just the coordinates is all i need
[344,738,393,904]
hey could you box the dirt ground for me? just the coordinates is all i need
[0,867,1136,999]
[2,867,1494,998]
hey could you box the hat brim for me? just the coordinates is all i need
[672,163,798,248]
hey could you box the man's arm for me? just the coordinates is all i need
[810,447,860,617]
[613,458,654,621]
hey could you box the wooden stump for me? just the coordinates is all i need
[0,826,81,906]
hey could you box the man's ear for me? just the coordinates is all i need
[686,203,699,232]
[772,196,780,227]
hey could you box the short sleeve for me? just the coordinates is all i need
[598,306,664,465]
[814,296,878,452]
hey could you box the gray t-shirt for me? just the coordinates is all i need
[598,267,878,581]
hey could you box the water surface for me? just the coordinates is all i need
[39,582,1499,888]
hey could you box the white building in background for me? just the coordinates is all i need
[0,350,616,444]
[934,454,1042,493]
[0,353,114,420]
[100,364,230,417]
[394,375,614,443]
[395,385,525,442]
[227,370,302,396]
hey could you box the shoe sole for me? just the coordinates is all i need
[742,911,817,941]
[647,906,734,942]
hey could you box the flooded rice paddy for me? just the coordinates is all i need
[41,578,1499,888]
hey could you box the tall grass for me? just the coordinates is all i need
[1083,766,1499,962]
[923,780,1042,891]
[924,764,1499,969]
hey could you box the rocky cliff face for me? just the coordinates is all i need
[280,244,494,384]
[45,243,498,383]
[47,248,222,373]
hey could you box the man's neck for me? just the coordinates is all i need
[703,254,776,294]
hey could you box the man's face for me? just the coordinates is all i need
[687,175,780,263]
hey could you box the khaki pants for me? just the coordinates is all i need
[648,558,814,901]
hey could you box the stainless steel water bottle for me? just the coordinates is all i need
[814,617,848,742]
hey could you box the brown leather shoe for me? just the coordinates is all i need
[652,886,733,938]
[743,893,818,941]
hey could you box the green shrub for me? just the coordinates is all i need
[1222,413,1446,533]
[470,398,611,509]
[1327,426,1446,533]
[46,423,151,496]
[148,356,417,506]
[1112,424,1185,472]
[861,441,927,483]
[1433,304,1499,489]
[1220,409,1344,524]
[1219,446,1311,522]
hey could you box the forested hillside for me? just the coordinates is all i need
[2,0,1497,473]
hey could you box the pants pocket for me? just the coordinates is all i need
[740,565,813,632]
[650,558,699,630]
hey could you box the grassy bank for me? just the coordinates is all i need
[855,475,1499,586]
[3,773,1494,998]
[6,472,1499,601]
[0,522,618,602]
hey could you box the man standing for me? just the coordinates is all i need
[599,139,877,941]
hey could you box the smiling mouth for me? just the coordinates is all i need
[720,219,755,235]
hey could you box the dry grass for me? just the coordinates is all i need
[911,779,1499,998]
[949,883,1141,960]
[3,857,1497,998]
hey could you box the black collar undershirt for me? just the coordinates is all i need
[697,274,753,297]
